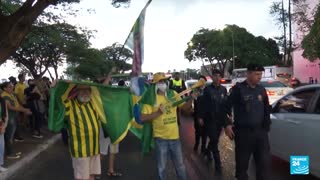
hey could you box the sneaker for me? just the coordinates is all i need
[32,134,43,139]
[0,166,8,172]
[14,137,24,142]
[16,152,22,156]
[7,155,20,159]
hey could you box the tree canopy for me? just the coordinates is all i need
[66,43,132,81]
[185,25,281,75]
[269,0,318,64]
[101,43,132,74]
[0,0,130,65]
[10,23,91,79]
[301,5,320,61]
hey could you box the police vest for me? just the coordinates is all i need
[172,79,183,87]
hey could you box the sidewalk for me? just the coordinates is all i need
[0,127,60,180]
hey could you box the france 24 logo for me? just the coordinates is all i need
[290,156,309,175]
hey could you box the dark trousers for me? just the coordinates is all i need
[33,112,44,133]
[61,128,68,146]
[177,108,181,125]
[5,115,17,155]
[235,128,271,180]
[27,101,44,134]
[4,134,12,155]
[205,123,223,168]
[13,126,22,139]
[194,118,207,151]
[14,112,24,139]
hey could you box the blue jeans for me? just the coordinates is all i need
[4,115,17,155]
[154,138,187,180]
[6,115,17,142]
[0,134,4,166]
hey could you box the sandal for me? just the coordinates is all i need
[107,171,122,177]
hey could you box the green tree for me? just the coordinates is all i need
[65,43,132,80]
[185,25,281,76]
[185,68,200,79]
[301,5,320,61]
[0,0,130,65]
[293,0,316,34]
[270,0,290,65]
[10,23,90,79]
[101,43,132,74]
[270,0,318,65]
[66,46,113,81]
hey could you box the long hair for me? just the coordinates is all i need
[0,97,7,122]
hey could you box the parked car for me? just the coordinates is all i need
[290,77,301,88]
[260,80,293,104]
[270,84,320,178]
[220,78,233,93]
[185,79,211,92]
[185,79,232,93]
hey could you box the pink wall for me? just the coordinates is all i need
[293,0,320,83]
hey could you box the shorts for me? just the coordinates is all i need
[72,155,101,179]
[99,128,119,155]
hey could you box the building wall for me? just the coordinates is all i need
[293,0,320,83]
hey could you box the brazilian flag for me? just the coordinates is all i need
[48,80,134,144]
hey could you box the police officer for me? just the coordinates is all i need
[169,72,187,125]
[169,72,187,94]
[198,69,228,174]
[192,75,207,154]
[225,63,271,180]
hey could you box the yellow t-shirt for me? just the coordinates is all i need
[141,92,183,140]
[14,82,27,105]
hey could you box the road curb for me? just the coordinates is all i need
[0,134,61,180]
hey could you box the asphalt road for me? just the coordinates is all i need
[10,115,320,180]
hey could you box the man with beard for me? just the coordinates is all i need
[63,85,101,180]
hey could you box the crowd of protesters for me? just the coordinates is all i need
[0,73,51,172]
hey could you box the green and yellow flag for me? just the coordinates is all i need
[129,84,178,154]
[48,80,134,144]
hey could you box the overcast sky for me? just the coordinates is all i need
[67,0,279,73]
[0,0,280,79]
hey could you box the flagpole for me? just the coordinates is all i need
[118,0,152,76]
[123,0,152,46]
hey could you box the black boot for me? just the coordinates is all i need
[193,143,199,151]
[194,134,200,151]
[206,150,213,161]
[213,153,222,174]
[200,146,206,154]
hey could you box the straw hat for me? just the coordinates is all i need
[151,72,169,83]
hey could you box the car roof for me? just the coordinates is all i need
[291,84,320,92]
[260,78,277,82]
[185,80,197,83]
[271,85,320,105]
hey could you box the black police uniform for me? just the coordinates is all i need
[199,84,228,171]
[192,89,207,153]
[226,80,271,180]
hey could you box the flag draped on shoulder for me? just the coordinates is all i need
[124,0,152,76]
[130,78,206,154]
[130,84,177,154]
[48,81,134,144]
